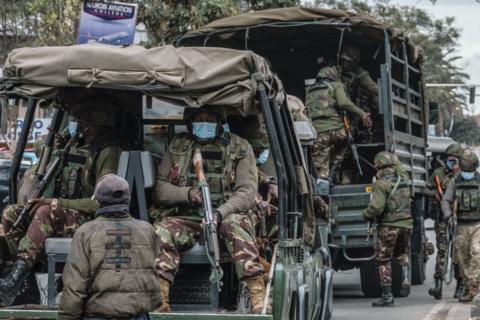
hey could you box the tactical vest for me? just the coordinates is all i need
[305,80,338,121]
[43,146,91,199]
[380,171,412,222]
[454,174,480,222]
[168,133,250,214]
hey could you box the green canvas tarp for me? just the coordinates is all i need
[1,44,278,114]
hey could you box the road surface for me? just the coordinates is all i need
[332,221,472,320]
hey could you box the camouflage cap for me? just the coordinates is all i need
[93,174,130,205]
[445,143,462,157]
[374,151,398,169]
[459,149,479,172]
[316,66,339,81]
[340,46,361,63]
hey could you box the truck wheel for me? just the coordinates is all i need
[392,261,410,297]
[360,259,381,298]
[411,252,426,285]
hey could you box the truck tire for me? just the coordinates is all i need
[392,261,410,297]
[360,259,381,298]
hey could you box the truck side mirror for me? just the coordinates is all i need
[429,101,438,124]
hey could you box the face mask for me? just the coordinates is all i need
[461,171,475,180]
[256,149,270,165]
[446,159,457,170]
[192,122,217,140]
[223,123,230,133]
[68,121,78,136]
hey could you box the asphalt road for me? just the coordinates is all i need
[331,220,472,320]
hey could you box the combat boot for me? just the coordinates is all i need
[154,277,171,312]
[0,259,31,307]
[459,284,479,303]
[428,278,443,300]
[454,282,465,299]
[400,266,410,296]
[372,286,394,307]
[245,274,270,314]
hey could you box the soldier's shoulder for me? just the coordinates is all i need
[75,219,101,236]
[169,133,194,155]
[229,133,251,159]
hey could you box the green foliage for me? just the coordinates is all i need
[451,116,480,146]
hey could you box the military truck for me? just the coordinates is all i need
[179,7,430,297]
[0,44,332,319]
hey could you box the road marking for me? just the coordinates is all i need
[422,300,471,320]
[421,301,448,320]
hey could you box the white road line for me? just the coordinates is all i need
[421,301,447,320]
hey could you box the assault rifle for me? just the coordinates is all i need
[193,148,224,290]
[343,114,363,176]
[443,200,457,284]
[12,133,79,230]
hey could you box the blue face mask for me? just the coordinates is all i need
[446,159,457,170]
[68,121,78,137]
[223,123,230,133]
[192,122,217,140]
[461,171,475,180]
[256,149,270,165]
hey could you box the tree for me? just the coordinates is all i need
[315,0,469,139]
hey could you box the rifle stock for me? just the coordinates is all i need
[193,148,224,289]
[12,133,78,230]
[343,114,363,176]
[434,175,444,199]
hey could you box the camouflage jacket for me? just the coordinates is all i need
[363,167,413,229]
[341,67,378,111]
[427,166,456,198]
[59,209,162,320]
[305,79,366,133]
[153,133,258,220]
[442,173,480,223]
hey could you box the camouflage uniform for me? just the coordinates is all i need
[363,152,412,306]
[59,174,161,319]
[306,66,366,178]
[442,149,480,302]
[153,132,262,282]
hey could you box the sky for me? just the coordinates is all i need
[392,0,480,114]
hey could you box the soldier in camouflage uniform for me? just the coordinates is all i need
[426,143,463,300]
[339,46,379,143]
[152,108,266,314]
[442,149,480,303]
[363,151,412,307]
[306,66,372,180]
[0,94,124,306]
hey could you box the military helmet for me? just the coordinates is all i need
[93,174,130,206]
[374,151,398,169]
[316,66,339,81]
[70,95,116,127]
[340,46,361,63]
[445,143,462,157]
[183,107,225,134]
[459,149,479,172]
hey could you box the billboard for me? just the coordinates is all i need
[15,118,52,142]
[77,1,138,45]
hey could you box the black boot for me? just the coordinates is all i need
[454,282,465,299]
[428,278,443,300]
[372,286,394,307]
[0,260,31,307]
[400,266,410,296]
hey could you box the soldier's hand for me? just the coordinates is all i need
[27,198,53,216]
[213,210,222,225]
[362,113,373,129]
[266,183,278,205]
[188,187,202,205]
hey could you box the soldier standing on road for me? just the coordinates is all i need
[363,151,412,307]
[426,143,463,300]
[59,174,162,320]
[0,95,124,306]
[442,149,480,303]
[152,108,267,314]
[306,66,372,180]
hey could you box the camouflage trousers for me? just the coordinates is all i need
[455,223,480,287]
[375,225,411,287]
[434,220,448,279]
[154,214,264,283]
[312,127,347,179]
[1,204,88,267]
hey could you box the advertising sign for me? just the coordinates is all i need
[15,118,52,142]
[77,1,138,45]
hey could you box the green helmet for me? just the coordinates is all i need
[459,149,479,172]
[374,151,397,169]
[316,66,339,81]
[445,143,462,157]
[340,46,361,63]
[70,95,116,127]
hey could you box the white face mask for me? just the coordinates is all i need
[461,171,475,180]
[68,121,78,136]
[256,149,269,165]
